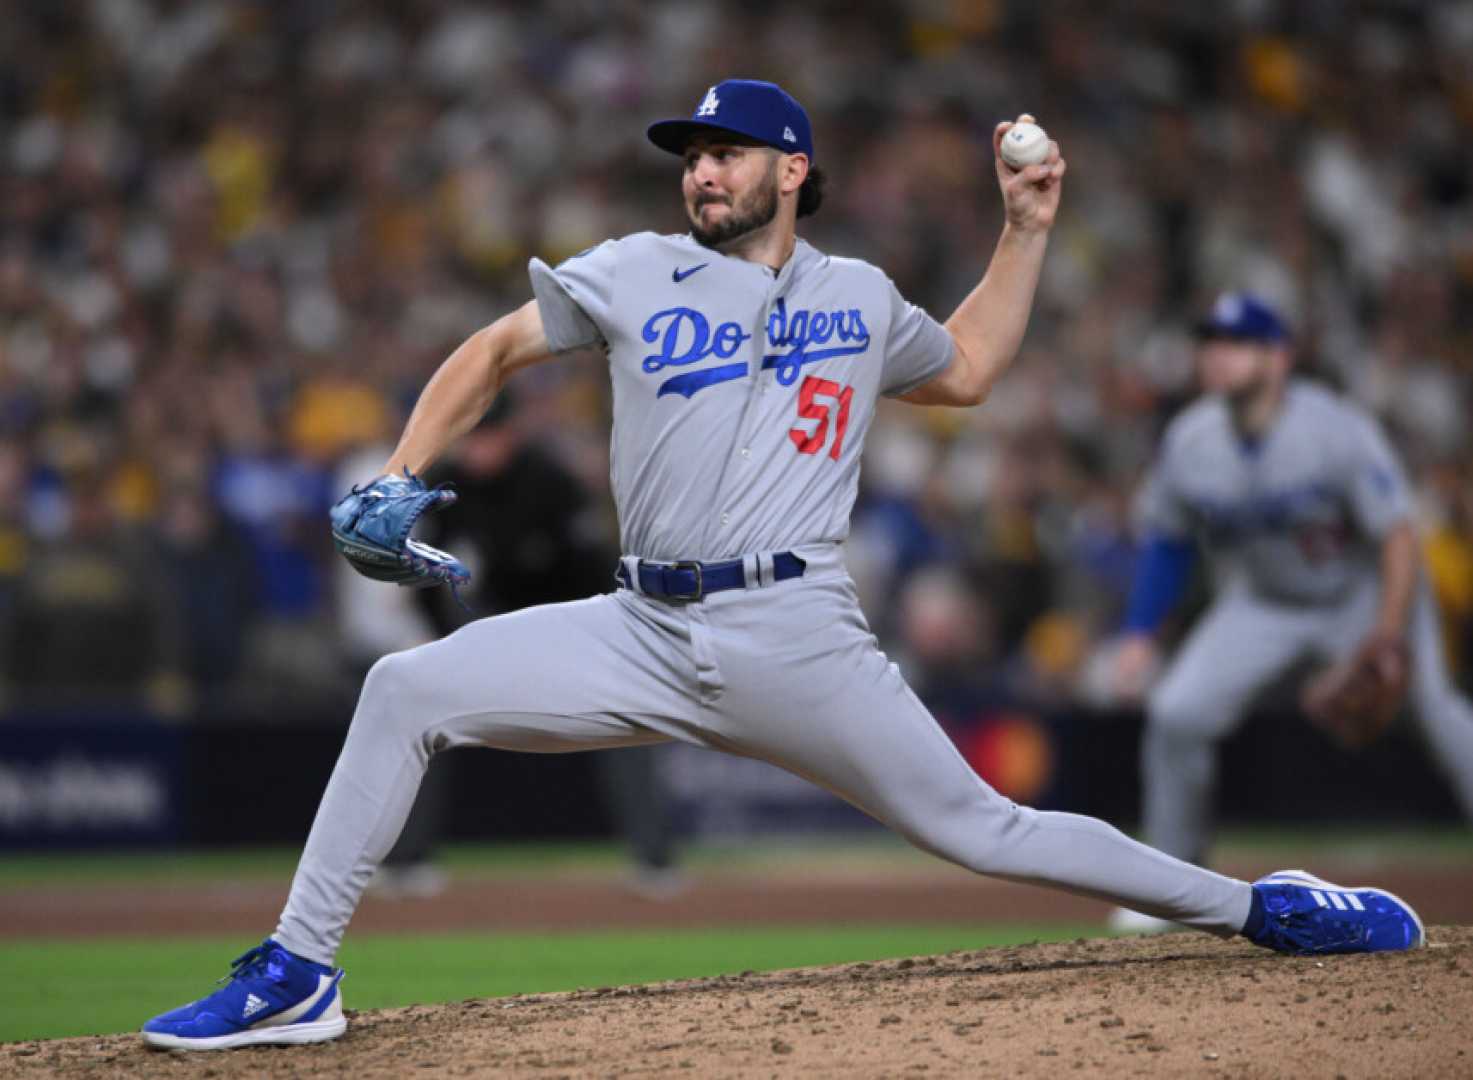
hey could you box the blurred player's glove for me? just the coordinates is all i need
[1300,632,1409,750]
[330,470,470,591]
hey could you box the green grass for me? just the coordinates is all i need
[0,924,1099,1043]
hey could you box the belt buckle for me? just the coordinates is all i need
[669,560,704,601]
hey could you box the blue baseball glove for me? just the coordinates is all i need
[330,470,470,590]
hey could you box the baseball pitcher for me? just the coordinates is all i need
[141,81,1425,1051]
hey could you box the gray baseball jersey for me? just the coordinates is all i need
[528,233,954,561]
[1135,380,1412,605]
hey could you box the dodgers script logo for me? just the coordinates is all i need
[1187,482,1339,540]
[641,299,871,398]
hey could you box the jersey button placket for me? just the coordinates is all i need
[749,278,783,442]
[706,267,785,549]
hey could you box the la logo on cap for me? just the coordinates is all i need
[696,87,720,118]
[783,126,796,142]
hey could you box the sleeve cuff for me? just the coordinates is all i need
[882,330,957,398]
[527,258,604,354]
[1122,534,1196,633]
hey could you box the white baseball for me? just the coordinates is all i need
[1000,121,1050,169]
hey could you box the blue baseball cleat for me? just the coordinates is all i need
[1246,870,1425,955]
[142,939,346,1050]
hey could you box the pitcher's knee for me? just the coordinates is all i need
[356,649,434,743]
[895,789,1037,875]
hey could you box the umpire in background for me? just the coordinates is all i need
[388,391,681,895]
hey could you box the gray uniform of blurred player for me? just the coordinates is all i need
[1126,303,1473,865]
[270,85,1265,970]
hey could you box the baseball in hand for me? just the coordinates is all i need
[1000,121,1050,169]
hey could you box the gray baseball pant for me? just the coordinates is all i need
[1144,577,1473,861]
[276,546,1251,964]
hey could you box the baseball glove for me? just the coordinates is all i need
[1300,632,1409,750]
[330,470,470,591]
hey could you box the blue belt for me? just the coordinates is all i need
[616,552,806,601]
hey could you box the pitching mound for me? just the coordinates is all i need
[8,926,1471,1078]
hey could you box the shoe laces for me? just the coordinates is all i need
[218,942,286,986]
[1258,893,1365,953]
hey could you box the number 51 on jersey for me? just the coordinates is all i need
[789,375,854,460]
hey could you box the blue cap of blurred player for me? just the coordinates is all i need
[647,79,814,161]
[1194,292,1289,344]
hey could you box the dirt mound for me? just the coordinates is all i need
[8,927,1471,1078]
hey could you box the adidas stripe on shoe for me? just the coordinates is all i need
[1246,869,1425,955]
[141,939,346,1051]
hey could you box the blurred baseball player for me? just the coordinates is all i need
[142,81,1425,1051]
[1109,293,1473,933]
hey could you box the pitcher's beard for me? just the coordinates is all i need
[689,172,779,249]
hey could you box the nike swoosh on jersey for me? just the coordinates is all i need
[672,264,709,283]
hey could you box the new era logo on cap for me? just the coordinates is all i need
[648,79,815,161]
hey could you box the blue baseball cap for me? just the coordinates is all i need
[647,79,815,161]
[1194,292,1290,343]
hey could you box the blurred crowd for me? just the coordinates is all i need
[2,0,1471,721]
